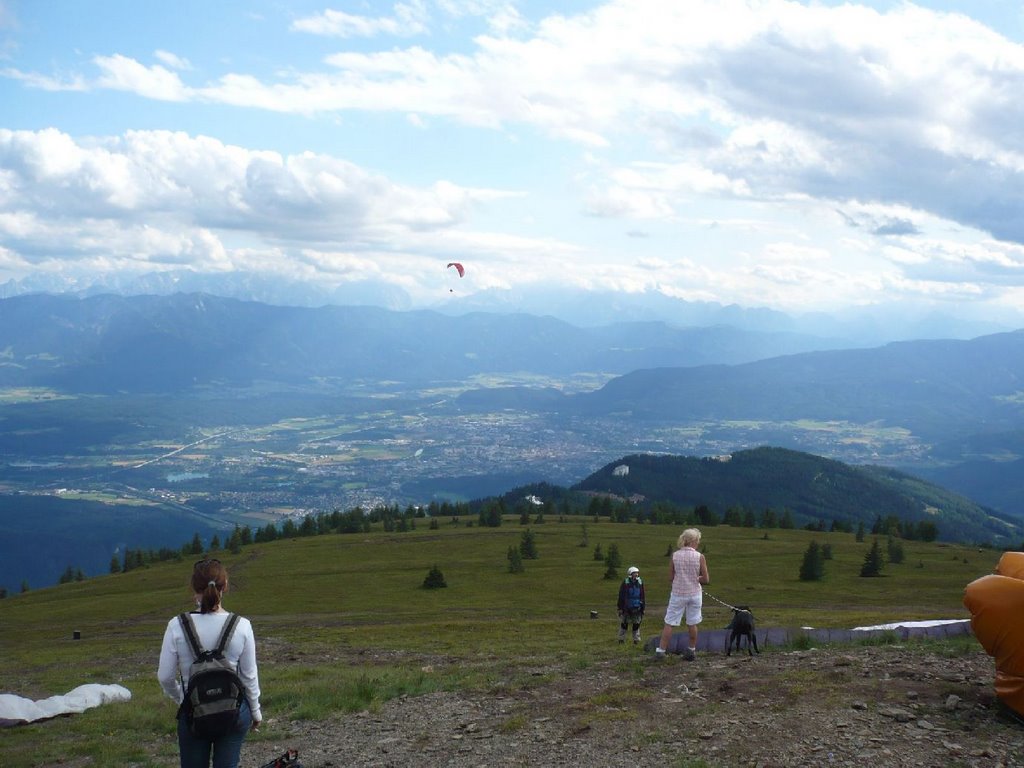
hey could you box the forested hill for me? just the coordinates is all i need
[570,447,1018,544]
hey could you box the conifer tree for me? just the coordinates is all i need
[855,522,865,542]
[604,542,622,579]
[593,543,604,561]
[860,539,885,577]
[887,536,905,564]
[519,528,538,559]
[606,542,622,569]
[507,545,524,573]
[799,541,824,581]
[110,555,122,574]
[603,559,619,580]
[422,564,447,589]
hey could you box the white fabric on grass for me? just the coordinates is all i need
[0,684,131,726]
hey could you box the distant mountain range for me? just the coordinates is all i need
[570,331,1024,441]
[2,271,1017,344]
[0,292,854,393]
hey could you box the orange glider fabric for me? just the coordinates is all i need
[964,551,1024,718]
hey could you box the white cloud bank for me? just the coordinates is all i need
[2,0,1024,316]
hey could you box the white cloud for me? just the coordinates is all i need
[291,3,429,38]
[93,54,191,101]
[13,0,1018,246]
[4,1,1024,316]
[154,50,192,71]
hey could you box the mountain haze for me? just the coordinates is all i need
[0,293,852,393]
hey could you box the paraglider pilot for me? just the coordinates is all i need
[617,566,646,644]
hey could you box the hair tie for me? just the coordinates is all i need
[208,580,217,588]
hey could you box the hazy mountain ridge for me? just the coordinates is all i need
[2,272,1016,343]
[571,331,1024,439]
[0,292,856,393]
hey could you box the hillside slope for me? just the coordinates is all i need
[572,330,1024,441]
[571,447,1019,543]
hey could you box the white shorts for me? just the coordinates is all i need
[664,592,703,627]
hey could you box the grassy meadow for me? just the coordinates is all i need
[0,516,1000,766]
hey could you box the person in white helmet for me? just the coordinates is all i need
[617,566,646,644]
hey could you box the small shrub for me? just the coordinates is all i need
[422,564,447,589]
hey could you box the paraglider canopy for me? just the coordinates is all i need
[447,262,465,278]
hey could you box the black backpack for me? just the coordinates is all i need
[177,612,245,739]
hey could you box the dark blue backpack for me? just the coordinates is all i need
[624,578,643,610]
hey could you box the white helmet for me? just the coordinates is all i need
[627,566,639,576]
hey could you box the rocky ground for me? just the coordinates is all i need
[243,642,1024,768]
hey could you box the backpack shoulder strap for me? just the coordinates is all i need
[214,613,241,654]
[177,612,205,659]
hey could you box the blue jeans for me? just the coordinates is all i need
[177,699,252,768]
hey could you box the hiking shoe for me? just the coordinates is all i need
[632,631,641,644]
[683,648,696,661]
[654,648,666,660]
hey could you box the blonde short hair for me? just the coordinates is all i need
[679,528,702,548]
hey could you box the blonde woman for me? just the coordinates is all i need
[655,528,709,660]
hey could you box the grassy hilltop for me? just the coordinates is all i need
[0,516,1001,766]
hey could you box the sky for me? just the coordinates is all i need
[2,0,1024,321]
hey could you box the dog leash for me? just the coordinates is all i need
[703,590,742,612]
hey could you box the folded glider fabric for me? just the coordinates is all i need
[0,684,132,726]
[964,551,1024,718]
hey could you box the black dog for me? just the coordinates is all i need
[726,606,759,656]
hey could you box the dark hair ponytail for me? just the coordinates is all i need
[191,559,227,613]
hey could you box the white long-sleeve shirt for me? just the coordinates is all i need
[157,610,262,724]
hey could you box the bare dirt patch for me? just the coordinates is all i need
[244,644,1024,767]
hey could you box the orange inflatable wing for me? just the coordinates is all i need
[964,551,1024,718]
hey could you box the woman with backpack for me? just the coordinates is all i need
[158,558,262,768]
